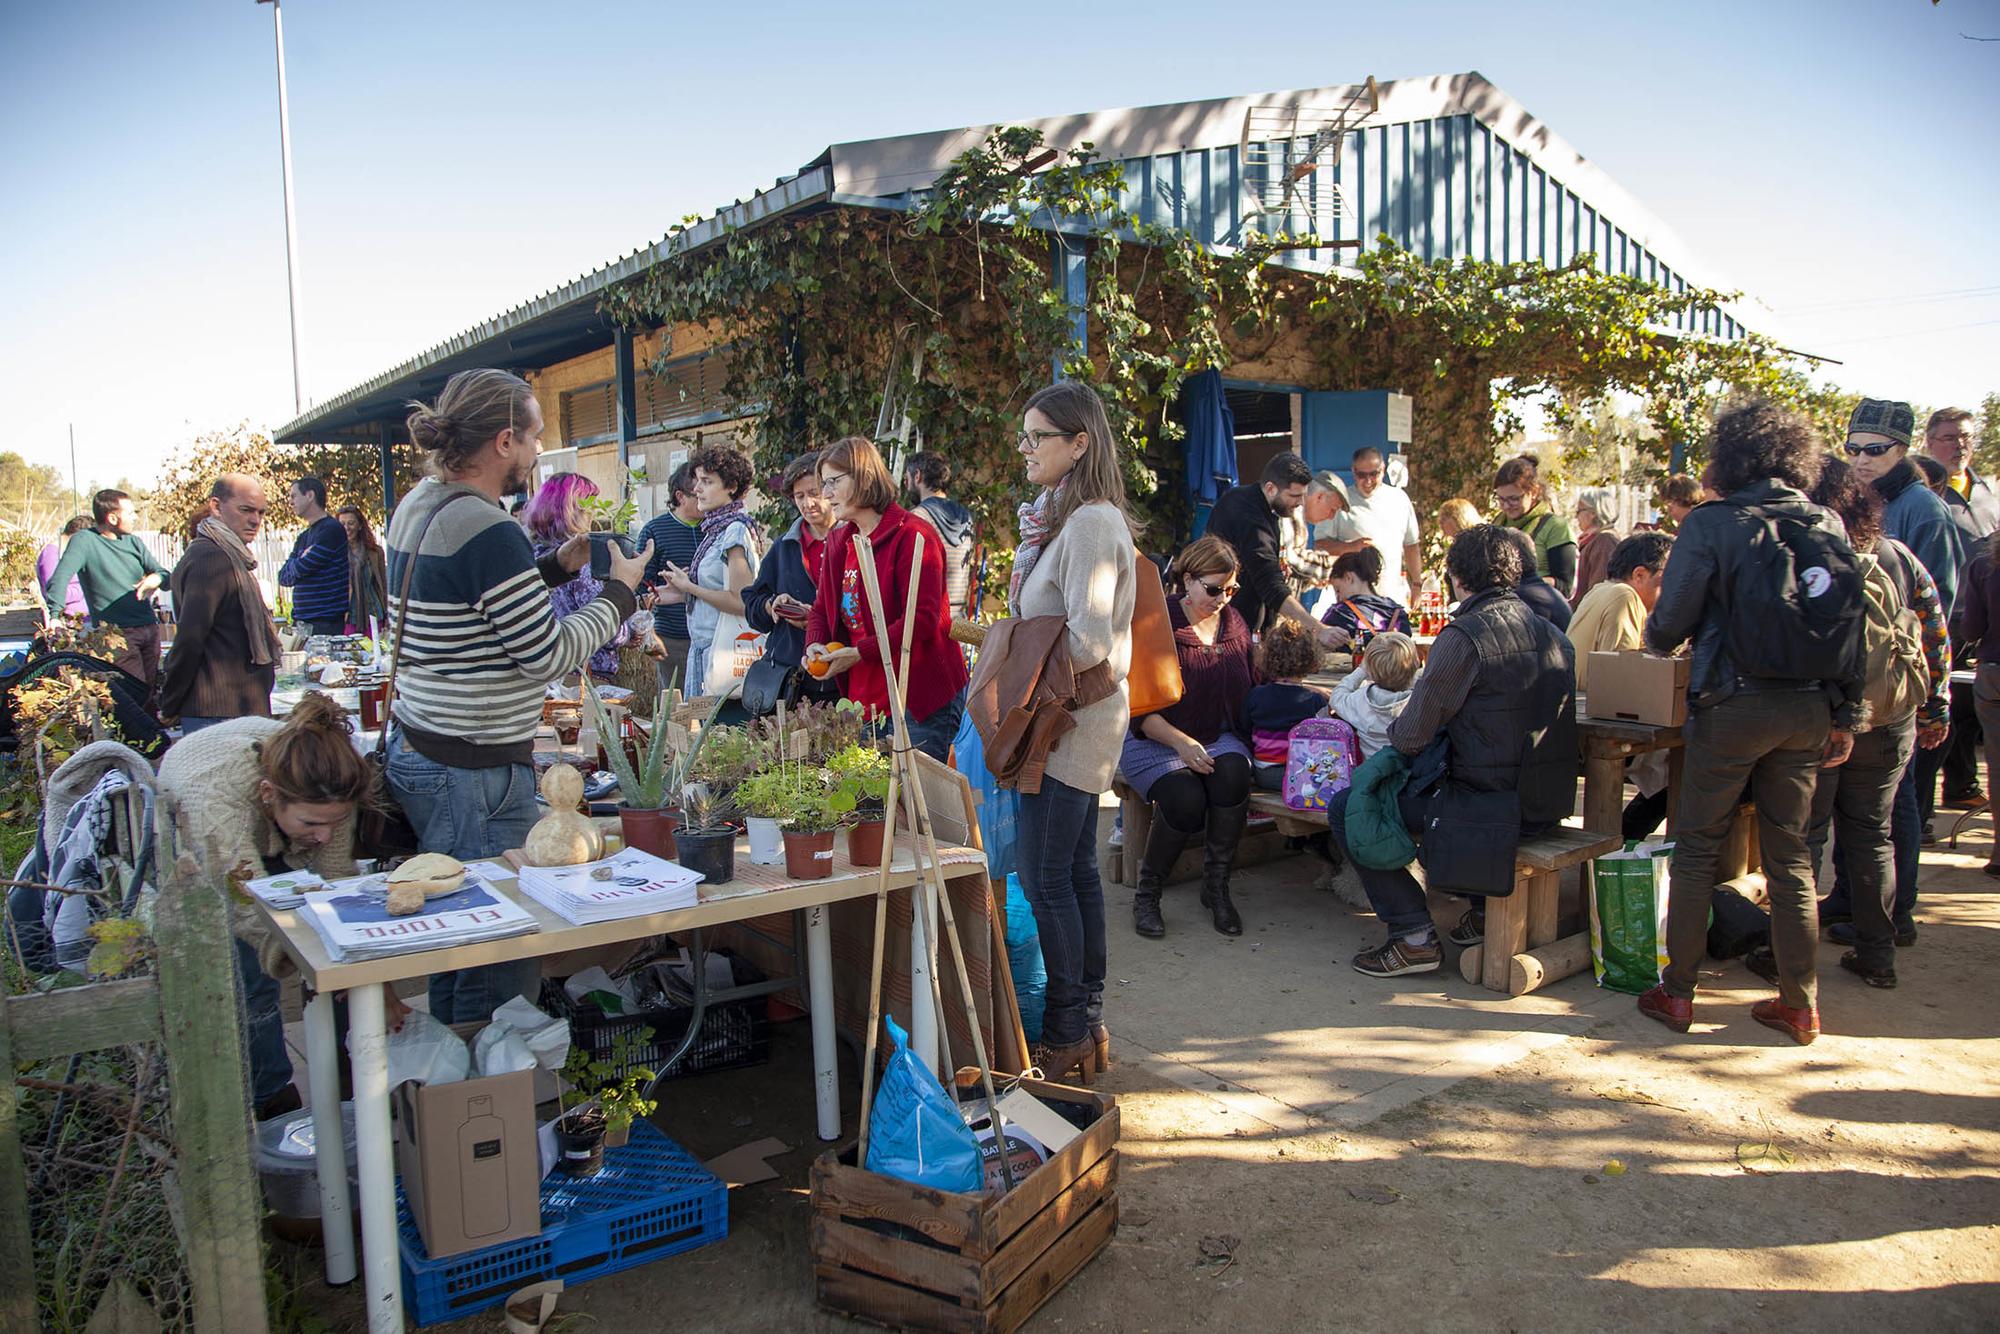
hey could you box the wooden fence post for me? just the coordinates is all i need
[150,806,270,1334]
[0,994,38,1331]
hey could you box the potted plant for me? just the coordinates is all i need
[560,1026,658,1157]
[828,743,893,867]
[736,767,793,866]
[674,785,737,888]
[778,770,842,880]
[584,678,731,858]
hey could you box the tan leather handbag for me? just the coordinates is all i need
[1126,553,1182,718]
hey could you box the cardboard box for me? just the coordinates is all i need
[1585,652,1690,728]
[393,1067,540,1260]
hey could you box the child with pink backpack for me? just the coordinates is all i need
[1245,621,1330,791]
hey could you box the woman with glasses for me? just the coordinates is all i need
[1007,382,1138,1083]
[1493,454,1578,597]
[804,435,968,760]
[1125,534,1258,942]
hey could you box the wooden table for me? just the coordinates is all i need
[1576,705,1685,839]
[255,843,986,1334]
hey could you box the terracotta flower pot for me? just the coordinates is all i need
[846,819,886,867]
[619,805,682,859]
[783,829,837,880]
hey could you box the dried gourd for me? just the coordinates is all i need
[523,765,604,866]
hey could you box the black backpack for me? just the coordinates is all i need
[1719,501,1865,686]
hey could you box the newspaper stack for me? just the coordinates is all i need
[298,873,541,962]
[513,847,703,925]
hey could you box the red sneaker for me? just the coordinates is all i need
[1636,985,1692,1033]
[1751,998,1819,1046]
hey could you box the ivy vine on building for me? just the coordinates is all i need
[604,126,1819,547]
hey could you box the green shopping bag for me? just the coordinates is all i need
[1588,840,1673,995]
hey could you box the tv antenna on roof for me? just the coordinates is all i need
[1238,76,1381,243]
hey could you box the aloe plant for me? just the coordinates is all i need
[582,676,735,810]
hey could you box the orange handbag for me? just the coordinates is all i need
[1126,553,1183,718]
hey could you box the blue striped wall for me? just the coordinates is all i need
[1104,114,1742,340]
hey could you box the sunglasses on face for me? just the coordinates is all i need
[1196,578,1239,599]
[1842,441,1899,458]
[1352,469,1383,481]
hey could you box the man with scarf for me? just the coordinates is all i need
[161,474,284,733]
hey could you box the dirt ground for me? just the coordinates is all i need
[285,808,2000,1332]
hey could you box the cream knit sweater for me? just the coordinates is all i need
[1014,502,1136,795]
[156,716,358,979]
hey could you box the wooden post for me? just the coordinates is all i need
[151,809,270,1334]
[0,991,36,1332]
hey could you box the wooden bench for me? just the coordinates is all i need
[1244,792,1620,996]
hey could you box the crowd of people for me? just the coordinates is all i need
[25,369,1993,1096]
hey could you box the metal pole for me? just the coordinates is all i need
[67,423,78,511]
[266,0,306,413]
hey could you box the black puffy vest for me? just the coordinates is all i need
[1442,587,1580,824]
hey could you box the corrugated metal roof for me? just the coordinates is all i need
[275,167,833,441]
[282,71,1751,442]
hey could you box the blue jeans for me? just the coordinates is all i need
[900,689,968,764]
[385,734,542,1022]
[1016,777,1103,1046]
[236,937,294,1104]
[1325,785,1436,941]
[178,716,229,735]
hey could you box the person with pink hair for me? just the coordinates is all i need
[521,472,648,679]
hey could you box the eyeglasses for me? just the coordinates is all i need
[1932,432,1973,445]
[1352,469,1383,482]
[1196,579,1240,599]
[1494,489,1527,505]
[818,472,849,493]
[1842,441,1899,458]
[1017,428,1077,451]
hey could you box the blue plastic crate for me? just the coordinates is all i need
[398,1118,726,1325]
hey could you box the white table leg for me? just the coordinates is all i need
[805,905,839,1141]
[304,990,355,1286]
[909,881,940,1078]
[348,984,403,1333]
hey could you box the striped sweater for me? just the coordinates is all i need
[279,514,351,623]
[385,479,637,767]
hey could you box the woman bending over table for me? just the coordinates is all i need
[157,692,401,1121]
[1125,534,1257,941]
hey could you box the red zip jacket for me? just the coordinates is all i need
[806,503,968,722]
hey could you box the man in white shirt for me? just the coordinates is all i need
[1314,447,1421,604]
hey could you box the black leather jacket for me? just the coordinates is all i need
[1643,479,1865,729]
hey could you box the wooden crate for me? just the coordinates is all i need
[810,1081,1119,1333]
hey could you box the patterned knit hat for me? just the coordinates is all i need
[1848,399,1914,447]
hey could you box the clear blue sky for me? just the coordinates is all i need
[4,0,1996,487]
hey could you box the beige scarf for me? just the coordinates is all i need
[197,516,283,667]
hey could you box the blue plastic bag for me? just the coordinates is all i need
[1004,873,1046,1043]
[952,710,1018,881]
[864,1015,982,1193]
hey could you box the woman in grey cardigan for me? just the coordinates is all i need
[1009,382,1137,1084]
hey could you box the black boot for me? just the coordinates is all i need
[1199,799,1249,936]
[1133,809,1192,939]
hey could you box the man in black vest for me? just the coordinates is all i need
[1326,525,1579,977]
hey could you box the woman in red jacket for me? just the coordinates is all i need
[804,435,969,760]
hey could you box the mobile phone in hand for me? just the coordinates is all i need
[588,533,635,578]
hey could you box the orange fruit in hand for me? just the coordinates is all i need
[806,642,845,679]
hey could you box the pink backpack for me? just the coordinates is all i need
[1282,718,1362,812]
